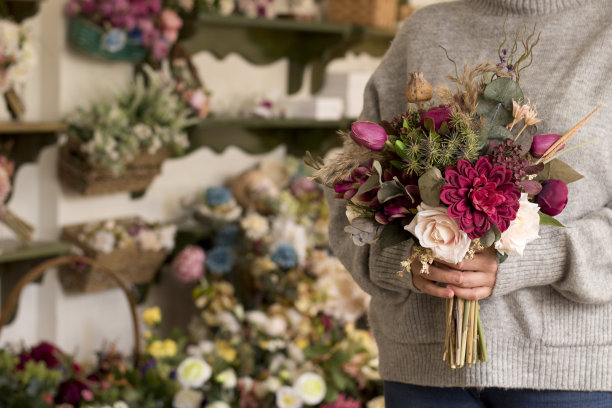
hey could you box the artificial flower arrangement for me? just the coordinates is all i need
[172,57,211,119]
[0,19,36,120]
[169,156,383,407]
[64,0,193,61]
[0,156,35,243]
[59,217,177,292]
[309,27,599,369]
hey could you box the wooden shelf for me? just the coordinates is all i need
[190,117,353,155]
[182,14,396,94]
[0,240,72,264]
[0,122,67,135]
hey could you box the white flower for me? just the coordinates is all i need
[113,402,129,408]
[173,389,204,408]
[276,386,303,408]
[293,372,326,405]
[246,310,269,330]
[90,230,116,253]
[496,193,540,256]
[265,376,282,393]
[265,315,287,338]
[205,402,230,408]
[215,368,237,389]
[240,213,270,240]
[367,396,385,408]
[271,218,307,265]
[176,357,212,388]
[405,203,471,264]
[157,225,177,251]
[217,311,241,334]
[137,229,161,251]
[133,124,153,140]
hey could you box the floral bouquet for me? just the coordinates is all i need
[64,0,191,61]
[309,28,599,368]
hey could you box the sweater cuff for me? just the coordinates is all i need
[369,237,422,294]
[492,226,568,297]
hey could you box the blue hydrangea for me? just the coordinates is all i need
[205,246,235,275]
[271,243,298,269]
[205,187,233,207]
[101,29,127,53]
[215,224,239,247]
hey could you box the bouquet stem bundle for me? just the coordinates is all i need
[444,297,487,369]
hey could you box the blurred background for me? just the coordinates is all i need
[0,1,447,406]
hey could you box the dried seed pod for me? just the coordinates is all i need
[405,72,433,109]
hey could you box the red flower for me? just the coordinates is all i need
[440,156,521,239]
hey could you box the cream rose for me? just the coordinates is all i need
[495,193,540,256]
[405,203,471,264]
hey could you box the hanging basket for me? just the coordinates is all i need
[0,256,141,363]
[67,16,149,62]
[327,0,398,28]
[59,218,170,293]
[58,139,170,196]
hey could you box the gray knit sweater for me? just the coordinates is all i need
[327,0,612,391]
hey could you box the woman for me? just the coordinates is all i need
[327,0,612,406]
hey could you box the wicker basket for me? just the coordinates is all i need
[0,256,141,363]
[59,218,169,293]
[68,17,148,62]
[327,0,398,28]
[58,140,170,196]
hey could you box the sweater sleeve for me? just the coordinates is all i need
[493,200,612,304]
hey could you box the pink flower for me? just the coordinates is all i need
[375,193,420,224]
[536,179,568,216]
[64,1,80,16]
[321,394,362,408]
[172,245,205,283]
[440,156,521,239]
[421,106,452,132]
[530,134,565,158]
[333,164,373,201]
[161,9,183,31]
[349,121,388,151]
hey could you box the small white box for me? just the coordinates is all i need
[284,97,345,121]
[318,72,371,118]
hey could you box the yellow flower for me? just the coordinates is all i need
[147,339,177,359]
[214,340,237,363]
[144,331,153,340]
[142,307,162,327]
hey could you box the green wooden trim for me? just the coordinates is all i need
[0,241,72,264]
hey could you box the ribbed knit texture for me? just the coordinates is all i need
[326,0,612,391]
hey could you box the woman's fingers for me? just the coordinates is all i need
[413,273,455,298]
[446,285,493,301]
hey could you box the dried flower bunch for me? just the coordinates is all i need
[0,20,35,92]
[66,67,197,175]
[310,25,599,369]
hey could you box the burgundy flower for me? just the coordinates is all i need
[18,342,62,370]
[321,394,362,408]
[440,156,521,239]
[349,121,388,151]
[55,379,89,405]
[333,164,371,200]
[530,134,565,158]
[290,177,321,199]
[421,106,452,132]
[375,192,420,224]
[536,179,568,216]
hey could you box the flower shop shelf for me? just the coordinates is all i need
[190,117,354,155]
[0,240,72,318]
[0,121,67,174]
[182,14,396,94]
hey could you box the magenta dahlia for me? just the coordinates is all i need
[440,156,521,239]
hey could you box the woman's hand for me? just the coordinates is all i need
[411,247,499,300]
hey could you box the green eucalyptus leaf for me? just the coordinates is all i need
[538,159,584,184]
[377,180,405,203]
[418,167,444,207]
[483,77,524,110]
[497,251,509,264]
[539,212,565,227]
[423,117,435,133]
[378,223,412,250]
[356,173,381,197]
[373,160,383,184]
[479,228,497,248]
[438,121,450,136]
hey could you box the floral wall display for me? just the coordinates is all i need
[64,0,195,61]
[0,19,36,119]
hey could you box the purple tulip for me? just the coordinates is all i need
[536,179,568,216]
[349,121,388,151]
[530,134,565,158]
[421,106,452,132]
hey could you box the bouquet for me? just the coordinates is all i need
[64,0,191,61]
[0,20,35,93]
[309,27,599,369]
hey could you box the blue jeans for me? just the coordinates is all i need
[384,381,612,408]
